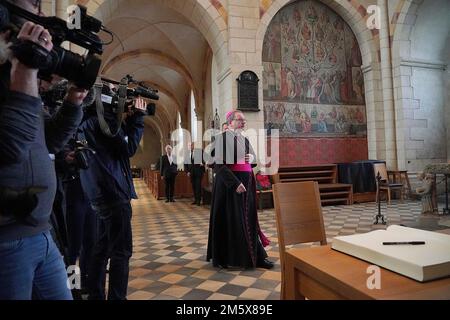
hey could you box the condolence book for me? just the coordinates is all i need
[332,225,450,282]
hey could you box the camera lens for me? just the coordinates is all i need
[43,47,101,90]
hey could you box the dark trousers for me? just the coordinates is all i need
[65,179,97,288]
[88,202,132,300]
[165,175,176,200]
[191,173,203,204]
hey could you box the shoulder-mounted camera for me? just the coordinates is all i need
[73,140,95,170]
[90,75,159,137]
[0,0,107,89]
[99,75,159,116]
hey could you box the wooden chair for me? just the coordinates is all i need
[273,181,327,300]
[373,163,404,204]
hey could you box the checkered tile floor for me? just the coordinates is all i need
[126,179,423,300]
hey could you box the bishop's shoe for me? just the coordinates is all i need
[256,258,274,269]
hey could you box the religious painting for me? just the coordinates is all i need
[264,101,367,137]
[352,67,365,103]
[263,62,282,98]
[262,15,282,62]
[262,0,367,137]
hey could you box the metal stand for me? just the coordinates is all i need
[444,174,450,215]
[374,172,386,225]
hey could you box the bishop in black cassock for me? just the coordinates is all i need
[206,111,273,270]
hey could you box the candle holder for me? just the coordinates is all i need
[374,172,387,225]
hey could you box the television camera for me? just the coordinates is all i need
[0,0,108,89]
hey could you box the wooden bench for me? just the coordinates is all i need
[256,189,273,210]
[273,165,353,206]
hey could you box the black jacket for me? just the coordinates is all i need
[184,148,205,176]
[78,111,144,210]
[161,154,178,178]
[0,84,82,241]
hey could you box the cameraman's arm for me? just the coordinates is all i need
[44,86,86,153]
[121,111,145,157]
[8,22,53,97]
[116,98,146,157]
[0,23,52,164]
[0,90,41,165]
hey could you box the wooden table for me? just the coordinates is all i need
[284,245,450,300]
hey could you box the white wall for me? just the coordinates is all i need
[395,0,450,171]
[410,0,449,62]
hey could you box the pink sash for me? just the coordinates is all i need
[227,164,252,172]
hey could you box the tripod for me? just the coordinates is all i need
[374,172,386,225]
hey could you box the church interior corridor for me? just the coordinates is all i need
[1,0,449,305]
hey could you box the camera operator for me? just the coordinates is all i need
[79,83,147,300]
[0,0,88,300]
[43,82,97,297]
[58,137,96,297]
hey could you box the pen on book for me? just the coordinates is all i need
[382,241,426,245]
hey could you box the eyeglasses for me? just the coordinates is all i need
[17,0,42,13]
[35,0,42,14]
[27,0,42,14]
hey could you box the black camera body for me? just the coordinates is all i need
[101,91,156,117]
[73,140,95,170]
[0,0,104,89]
[100,77,159,116]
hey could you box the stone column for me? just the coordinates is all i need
[226,0,267,168]
[378,0,398,169]
[55,0,70,19]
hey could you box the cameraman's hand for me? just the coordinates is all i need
[10,22,53,97]
[65,84,88,106]
[64,151,76,164]
[134,98,147,114]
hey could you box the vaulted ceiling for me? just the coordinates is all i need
[89,0,211,140]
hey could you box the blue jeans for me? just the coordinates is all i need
[0,231,73,300]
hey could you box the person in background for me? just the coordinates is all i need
[185,143,205,206]
[222,122,228,132]
[160,145,178,203]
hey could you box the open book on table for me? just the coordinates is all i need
[331,225,450,282]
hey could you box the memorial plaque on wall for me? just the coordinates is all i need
[237,71,259,111]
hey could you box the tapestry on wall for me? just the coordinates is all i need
[262,0,367,137]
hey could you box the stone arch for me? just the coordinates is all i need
[102,48,198,124]
[145,117,164,142]
[256,0,377,68]
[144,117,166,155]
[77,0,229,73]
[153,106,174,136]
[130,118,163,167]
[77,0,230,139]
[392,0,450,171]
[143,81,184,127]
[256,0,382,163]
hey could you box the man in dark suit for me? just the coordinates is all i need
[161,145,178,202]
[185,143,205,206]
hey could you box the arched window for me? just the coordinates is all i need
[190,91,198,143]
